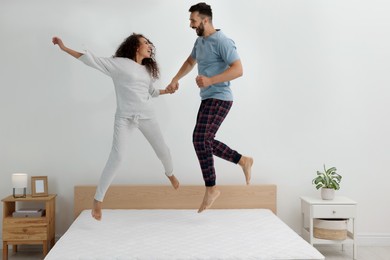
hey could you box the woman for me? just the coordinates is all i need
[52,34,179,220]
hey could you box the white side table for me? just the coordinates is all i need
[300,196,357,259]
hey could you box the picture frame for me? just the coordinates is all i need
[31,176,48,197]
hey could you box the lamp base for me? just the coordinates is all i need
[13,188,26,198]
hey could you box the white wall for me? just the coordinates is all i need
[1,0,390,245]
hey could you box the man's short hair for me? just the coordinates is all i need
[189,2,212,19]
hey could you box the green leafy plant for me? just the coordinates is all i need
[312,165,342,190]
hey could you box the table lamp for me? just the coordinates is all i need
[12,173,28,198]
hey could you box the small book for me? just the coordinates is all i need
[13,209,45,218]
[16,208,41,213]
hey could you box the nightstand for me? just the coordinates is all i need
[300,196,357,259]
[2,194,56,260]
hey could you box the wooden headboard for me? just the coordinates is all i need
[74,185,277,219]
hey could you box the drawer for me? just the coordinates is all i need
[3,226,47,241]
[3,223,48,241]
[312,205,356,218]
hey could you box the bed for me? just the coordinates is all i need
[44,185,324,260]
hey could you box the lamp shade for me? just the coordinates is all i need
[12,173,28,188]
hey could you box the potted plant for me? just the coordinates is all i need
[312,165,342,200]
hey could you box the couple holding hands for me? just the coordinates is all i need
[52,2,253,220]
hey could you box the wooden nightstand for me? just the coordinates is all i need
[301,196,357,259]
[2,194,56,260]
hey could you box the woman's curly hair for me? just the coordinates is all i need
[114,33,159,79]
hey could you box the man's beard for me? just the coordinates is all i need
[196,22,205,36]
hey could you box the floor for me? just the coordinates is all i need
[2,245,390,260]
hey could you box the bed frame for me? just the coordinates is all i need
[74,185,277,219]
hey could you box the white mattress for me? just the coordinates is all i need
[45,209,324,260]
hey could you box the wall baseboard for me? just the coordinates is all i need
[357,233,390,246]
[300,233,390,246]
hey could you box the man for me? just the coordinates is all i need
[168,2,253,213]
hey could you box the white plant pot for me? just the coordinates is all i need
[321,188,335,200]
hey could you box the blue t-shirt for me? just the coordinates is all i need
[190,30,240,101]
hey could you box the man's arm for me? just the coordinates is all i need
[196,59,243,88]
[167,55,197,91]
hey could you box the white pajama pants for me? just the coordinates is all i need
[94,115,173,202]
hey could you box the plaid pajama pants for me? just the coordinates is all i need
[193,98,242,187]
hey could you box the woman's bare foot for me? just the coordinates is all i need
[168,175,180,189]
[239,156,253,185]
[92,199,102,221]
[198,187,221,213]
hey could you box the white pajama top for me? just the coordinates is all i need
[78,50,160,119]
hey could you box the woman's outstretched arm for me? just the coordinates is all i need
[52,36,83,59]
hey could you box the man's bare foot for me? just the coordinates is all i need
[198,187,221,213]
[239,156,253,185]
[92,199,102,221]
[168,175,180,189]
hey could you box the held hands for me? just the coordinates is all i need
[165,82,179,94]
[196,75,212,88]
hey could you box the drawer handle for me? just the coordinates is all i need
[332,210,336,214]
